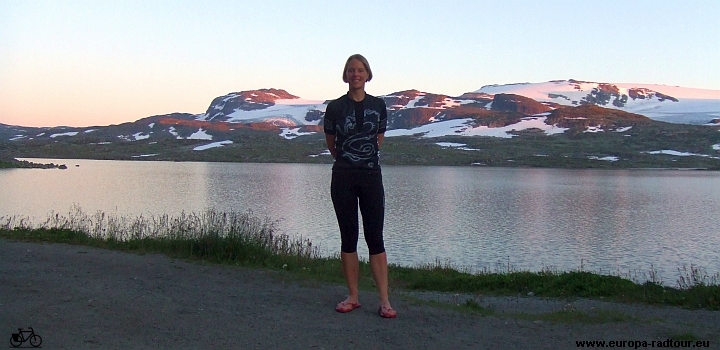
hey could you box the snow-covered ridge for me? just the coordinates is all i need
[384,90,478,110]
[478,80,720,100]
[4,80,719,143]
[476,80,720,125]
[197,89,326,127]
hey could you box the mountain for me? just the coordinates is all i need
[477,79,720,125]
[3,80,719,143]
[2,80,720,169]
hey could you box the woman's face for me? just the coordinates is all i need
[345,58,368,90]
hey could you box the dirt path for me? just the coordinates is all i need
[1,239,718,349]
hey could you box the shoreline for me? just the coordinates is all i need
[9,156,720,171]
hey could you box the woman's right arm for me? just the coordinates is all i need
[324,102,337,160]
[325,134,337,159]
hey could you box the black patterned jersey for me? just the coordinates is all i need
[324,93,387,170]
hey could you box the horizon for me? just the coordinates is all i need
[2,0,719,128]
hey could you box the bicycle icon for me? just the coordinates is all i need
[10,327,42,348]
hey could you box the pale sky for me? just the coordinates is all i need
[1,0,719,127]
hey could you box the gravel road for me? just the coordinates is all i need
[1,239,718,349]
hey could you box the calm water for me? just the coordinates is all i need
[2,159,719,285]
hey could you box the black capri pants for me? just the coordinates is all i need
[330,169,386,255]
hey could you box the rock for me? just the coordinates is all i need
[491,94,552,115]
[546,104,650,131]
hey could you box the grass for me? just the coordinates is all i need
[512,309,635,324]
[1,207,321,270]
[400,297,496,317]
[2,208,719,311]
[669,332,700,341]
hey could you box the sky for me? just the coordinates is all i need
[1,0,719,128]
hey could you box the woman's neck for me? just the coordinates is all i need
[347,88,365,102]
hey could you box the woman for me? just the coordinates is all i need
[323,54,396,318]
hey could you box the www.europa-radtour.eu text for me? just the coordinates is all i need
[575,339,711,348]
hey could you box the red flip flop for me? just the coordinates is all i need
[378,305,397,318]
[336,301,361,313]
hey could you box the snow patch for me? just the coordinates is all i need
[132,132,150,140]
[193,140,233,151]
[405,94,426,108]
[442,99,476,108]
[615,126,633,132]
[131,154,159,158]
[309,150,332,157]
[118,132,150,141]
[386,117,568,139]
[50,131,79,138]
[188,129,213,140]
[220,101,326,125]
[647,150,695,156]
[646,150,720,160]
[280,127,315,140]
[713,144,720,151]
[394,94,478,110]
[436,142,479,151]
[584,126,604,133]
[436,142,466,148]
[589,156,619,162]
[275,98,325,105]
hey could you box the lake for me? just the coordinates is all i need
[1,158,719,286]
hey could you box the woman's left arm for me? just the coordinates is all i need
[377,99,387,149]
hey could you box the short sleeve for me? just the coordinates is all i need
[323,103,336,135]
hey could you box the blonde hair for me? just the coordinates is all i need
[342,54,373,83]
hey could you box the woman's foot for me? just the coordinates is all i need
[378,303,397,318]
[335,298,361,313]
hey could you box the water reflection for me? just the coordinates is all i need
[0,159,208,218]
[2,159,719,285]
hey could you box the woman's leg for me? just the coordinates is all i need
[341,251,360,303]
[358,171,394,314]
[369,252,390,306]
[331,170,361,306]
